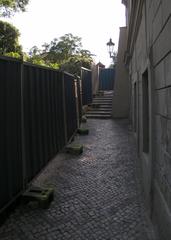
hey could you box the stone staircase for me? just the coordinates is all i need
[86,91,113,119]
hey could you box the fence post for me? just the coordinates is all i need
[21,61,27,189]
[76,76,82,126]
[62,72,68,144]
[74,78,80,128]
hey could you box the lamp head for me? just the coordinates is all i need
[106,38,115,56]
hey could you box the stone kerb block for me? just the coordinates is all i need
[22,186,54,209]
[66,144,83,155]
[77,128,89,135]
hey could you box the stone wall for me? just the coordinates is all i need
[124,0,171,238]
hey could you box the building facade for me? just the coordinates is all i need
[122,0,171,239]
[112,26,129,118]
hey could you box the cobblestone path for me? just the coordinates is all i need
[0,119,157,240]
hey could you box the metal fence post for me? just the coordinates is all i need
[21,61,27,189]
[76,76,82,126]
[62,73,68,144]
[74,78,79,129]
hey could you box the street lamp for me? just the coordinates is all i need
[106,38,115,63]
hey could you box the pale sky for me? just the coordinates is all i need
[1,0,126,67]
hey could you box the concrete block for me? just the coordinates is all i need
[165,53,171,87]
[22,186,54,209]
[77,128,89,135]
[155,89,167,116]
[154,61,165,89]
[66,144,83,155]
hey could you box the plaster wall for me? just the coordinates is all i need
[112,27,129,118]
[126,0,171,238]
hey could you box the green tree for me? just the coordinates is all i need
[0,0,29,17]
[42,33,82,64]
[61,50,93,75]
[4,51,21,58]
[29,33,93,75]
[29,45,41,56]
[28,46,59,69]
[0,20,22,54]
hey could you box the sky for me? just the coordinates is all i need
[1,0,126,67]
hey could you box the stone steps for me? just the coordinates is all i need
[90,108,112,112]
[93,102,112,105]
[86,91,113,119]
[94,97,113,100]
[87,111,111,115]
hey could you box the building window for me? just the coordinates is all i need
[142,70,149,153]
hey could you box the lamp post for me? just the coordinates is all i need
[106,38,116,64]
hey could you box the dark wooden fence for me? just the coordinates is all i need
[0,57,23,212]
[0,56,85,213]
[81,67,92,105]
[64,73,78,142]
[23,64,68,183]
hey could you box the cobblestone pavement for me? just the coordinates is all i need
[0,119,157,240]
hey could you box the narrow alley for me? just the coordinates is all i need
[0,119,157,240]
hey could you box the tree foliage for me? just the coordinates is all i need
[3,51,21,58]
[60,50,93,75]
[28,46,59,69]
[0,20,22,54]
[29,33,93,75]
[0,0,29,17]
[41,33,82,64]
